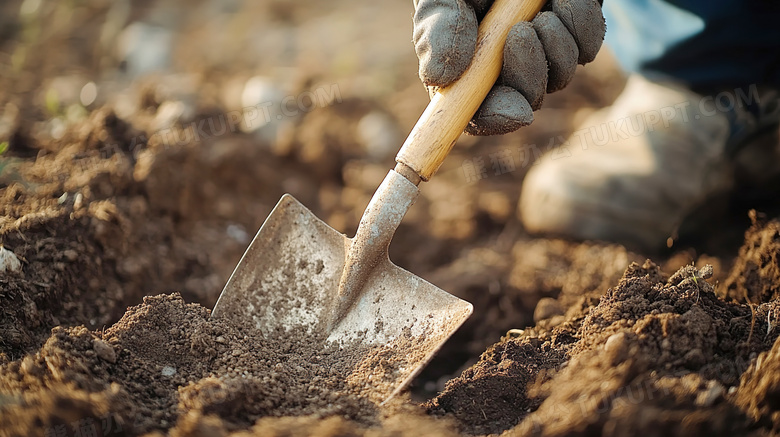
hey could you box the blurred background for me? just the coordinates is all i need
[1,0,729,398]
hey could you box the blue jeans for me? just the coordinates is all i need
[603,0,780,90]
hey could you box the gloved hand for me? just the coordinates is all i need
[412,0,606,135]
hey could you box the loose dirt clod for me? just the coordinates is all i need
[724,211,780,304]
[427,260,780,435]
[92,339,116,364]
[735,336,780,433]
[0,294,385,435]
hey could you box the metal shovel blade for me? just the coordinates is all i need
[211,194,473,402]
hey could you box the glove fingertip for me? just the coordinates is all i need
[552,0,606,65]
[533,12,578,93]
[414,0,479,87]
[466,86,534,136]
[502,22,547,110]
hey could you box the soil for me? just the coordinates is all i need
[2,0,780,436]
[0,294,385,435]
[427,260,780,435]
[723,211,780,304]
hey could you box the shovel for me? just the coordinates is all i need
[212,0,546,403]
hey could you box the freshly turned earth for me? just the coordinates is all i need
[3,0,780,435]
[3,121,780,435]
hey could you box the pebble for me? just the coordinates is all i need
[0,246,21,274]
[695,381,724,407]
[604,332,629,364]
[80,82,98,106]
[73,193,84,210]
[93,339,117,363]
[161,366,177,377]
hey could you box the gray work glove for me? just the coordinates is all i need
[413,0,606,135]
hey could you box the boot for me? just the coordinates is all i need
[519,74,780,251]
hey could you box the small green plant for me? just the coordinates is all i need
[0,142,9,177]
[45,88,60,116]
[672,264,713,304]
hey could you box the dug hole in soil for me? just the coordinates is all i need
[4,1,780,436]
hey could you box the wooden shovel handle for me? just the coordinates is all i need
[396,0,547,181]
